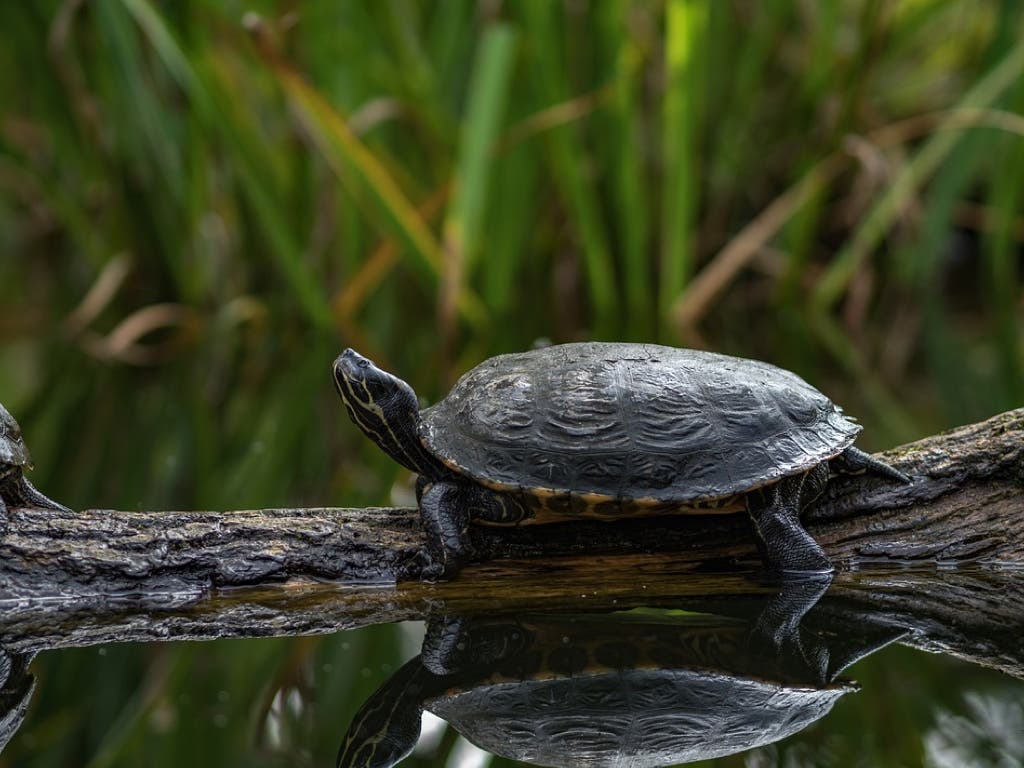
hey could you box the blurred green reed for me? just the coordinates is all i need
[1,1,1023,766]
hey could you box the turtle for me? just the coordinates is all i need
[333,342,909,578]
[0,649,35,757]
[336,581,906,768]
[0,404,69,516]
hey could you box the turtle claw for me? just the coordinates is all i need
[419,557,446,583]
[418,546,466,583]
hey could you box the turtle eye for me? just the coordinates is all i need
[357,359,370,369]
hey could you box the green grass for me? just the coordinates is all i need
[1,1,1023,766]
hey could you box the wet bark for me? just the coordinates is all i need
[1,407,1020,601]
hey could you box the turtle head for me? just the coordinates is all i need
[0,405,21,441]
[334,349,418,417]
[0,404,29,466]
[333,349,444,478]
[336,657,428,768]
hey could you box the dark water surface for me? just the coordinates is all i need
[1,569,1022,768]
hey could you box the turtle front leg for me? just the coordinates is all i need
[421,615,531,675]
[419,481,475,580]
[419,482,531,580]
[745,465,833,575]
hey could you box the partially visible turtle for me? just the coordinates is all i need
[0,404,69,516]
[333,343,909,577]
[336,581,906,768]
[0,649,35,756]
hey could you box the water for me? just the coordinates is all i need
[0,567,1021,767]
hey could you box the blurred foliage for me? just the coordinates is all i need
[1,0,1023,766]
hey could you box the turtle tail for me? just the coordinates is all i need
[12,478,72,512]
[833,447,911,484]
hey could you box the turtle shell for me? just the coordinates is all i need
[425,616,854,768]
[430,668,849,768]
[0,405,29,468]
[420,343,860,502]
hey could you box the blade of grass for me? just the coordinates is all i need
[335,184,449,321]
[660,0,706,325]
[121,0,334,329]
[203,57,336,329]
[520,2,617,337]
[426,0,474,114]
[439,23,517,344]
[481,143,540,317]
[498,85,611,154]
[985,125,1024,405]
[244,15,487,330]
[382,0,449,147]
[670,155,847,336]
[97,0,183,205]
[600,0,652,340]
[98,0,200,295]
[904,132,990,424]
[444,24,517,274]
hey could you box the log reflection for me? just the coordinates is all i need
[0,566,1021,761]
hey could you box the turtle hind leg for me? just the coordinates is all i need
[833,446,911,484]
[749,577,833,680]
[746,471,833,576]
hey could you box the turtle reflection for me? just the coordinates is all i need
[0,649,35,756]
[337,579,904,768]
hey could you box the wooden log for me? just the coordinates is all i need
[0,408,1021,603]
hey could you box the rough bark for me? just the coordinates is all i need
[1,407,1020,602]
